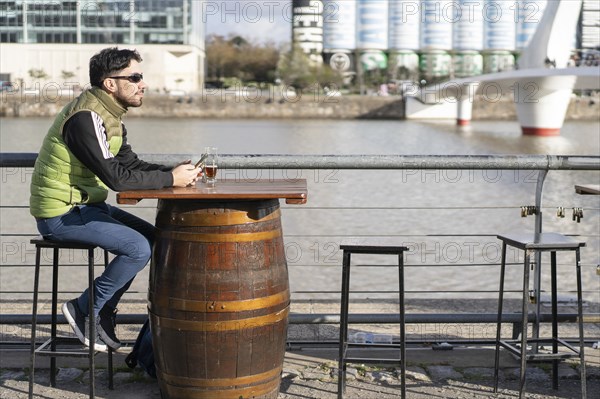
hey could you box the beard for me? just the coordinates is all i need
[115,86,144,108]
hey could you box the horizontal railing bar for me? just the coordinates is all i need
[2,233,599,240]
[8,267,597,274]
[4,290,596,296]
[5,262,596,268]
[0,233,600,241]
[2,153,600,170]
[282,234,595,238]
[2,313,599,326]
[4,292,598,298]
[0,208,578,212]
[290,290,597,294]
[0,291,570,296]
[0,205,540,210]
[0,263,533,269]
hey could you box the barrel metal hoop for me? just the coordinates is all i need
[158,229,282,243]
[149,289,290,313]
[158,365,282,388]
[152,308,289,331]
[160,376,279,399]
[157,209,281,227]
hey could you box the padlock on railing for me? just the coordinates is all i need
[520,206,538,218]
[529,289,537,304]
[572,207,583,223]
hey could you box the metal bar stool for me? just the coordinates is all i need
[493,233,587,399]
[29,237,114,399]
[337,238,409,399]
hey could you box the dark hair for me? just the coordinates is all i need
[89,47,142,88]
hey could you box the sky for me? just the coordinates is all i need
[204,0,293,44]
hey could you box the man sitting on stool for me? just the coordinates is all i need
[29,47,200,351]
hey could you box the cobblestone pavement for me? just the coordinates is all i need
[1,343,599,398]
[0,340,600,399]
[1,299,598,398]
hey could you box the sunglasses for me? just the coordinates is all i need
[108,73,144,83]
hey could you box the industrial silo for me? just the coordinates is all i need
[579,0,600,63]
[516,0,548,51]
[292,0,324,63]
[482,0,517,73]
[452,0,484,77]
[356,0,389,72]
[420,0,453,79]
[388,0,420,79]
[323,0,356,78]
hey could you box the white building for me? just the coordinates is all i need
[0,0,205,92]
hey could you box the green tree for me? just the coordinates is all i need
[28,68,49,80]
[61,70,76,80]
[277,45,313,89]
[205,34,280,84]
[240,43,280,83]
[277,45,343,90]
[205,34,239,82]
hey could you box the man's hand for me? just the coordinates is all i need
[172,163,201,187]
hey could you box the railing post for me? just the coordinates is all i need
[532,169,548,349]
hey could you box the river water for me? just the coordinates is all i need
[1,117,598,303]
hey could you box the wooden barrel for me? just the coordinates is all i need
[149,199,289,399]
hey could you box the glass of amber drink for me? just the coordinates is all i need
[203,147,218,186]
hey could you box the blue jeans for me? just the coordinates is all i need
[36,202,156,316]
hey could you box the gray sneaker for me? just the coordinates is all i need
[62,299,108,352]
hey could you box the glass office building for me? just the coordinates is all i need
[0,0,204,47]
[0,1,205,91]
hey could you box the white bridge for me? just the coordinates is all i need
[405,0,600,136]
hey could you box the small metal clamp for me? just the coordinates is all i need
[572,207,583,223]
[520,206,538,217]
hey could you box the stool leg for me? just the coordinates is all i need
[104,250,114,391]
[493,242,507,392]
[518,250,532,399]
[337,250,351,399]
[575,248,587,399]
[29,246,42,399]
[550,251,558,390]
[50,247,59,387]
[88,248,95,399]
[398,252,406,399]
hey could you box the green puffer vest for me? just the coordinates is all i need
[30,88,127,218]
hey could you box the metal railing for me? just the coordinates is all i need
[1,153,599,343]
[3,153,599,169]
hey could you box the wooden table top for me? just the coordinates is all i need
[116,179,308,205]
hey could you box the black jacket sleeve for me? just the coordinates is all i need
[62,111,174,191]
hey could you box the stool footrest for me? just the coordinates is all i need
[35,337,102,358]
[346,343,401,349]
[342,344,403,365]
[499,338,581,361]
[342,357,402,365]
